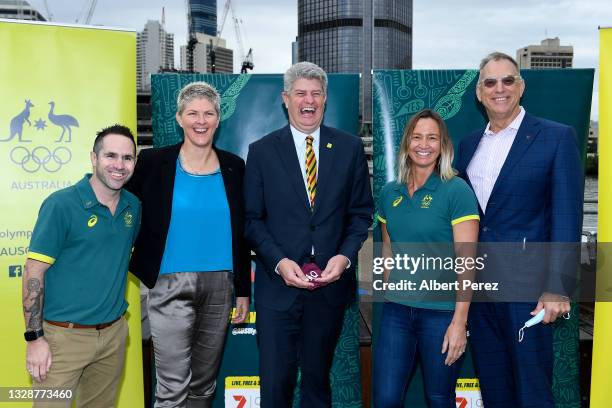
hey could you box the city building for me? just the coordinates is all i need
[180,32,234,73]
[189,0,217,37]
[517,37,573,69]
[296,0,412,123]
[0,0,46,21]
[137,20,175,91]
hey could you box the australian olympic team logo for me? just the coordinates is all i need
[124,212,133,227]
[2,98,79,173]
[421,194,433,208]
[10,145,72,173]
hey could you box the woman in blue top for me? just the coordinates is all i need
[126,82,250,407]
[373,109,479,408]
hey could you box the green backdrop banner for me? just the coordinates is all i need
[372,69,593,408]
[150,73,362,408]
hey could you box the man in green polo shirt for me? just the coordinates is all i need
[22,124,140,408]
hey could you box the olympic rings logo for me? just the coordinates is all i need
[10,146,72,173]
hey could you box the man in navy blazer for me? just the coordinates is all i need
[455,52,583,407]
[244,62,373,407]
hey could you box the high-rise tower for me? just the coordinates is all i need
[297,0,412,123]
[189,0,217,37]
[137,20,175,91]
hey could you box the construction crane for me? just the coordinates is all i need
[84,0,98,24]
[210,0,254,74]
[75,0,98,24]
[186,0,197,72]
[209,0,231,73]
[42,0,53,21]
[232,13,254,73]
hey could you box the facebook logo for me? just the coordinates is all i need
[9,265,23,278]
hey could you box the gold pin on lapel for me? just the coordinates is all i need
[326,143,332,149]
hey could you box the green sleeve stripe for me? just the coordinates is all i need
[376,214,387,224]
[27,252,56,265]
[451,214,480,226]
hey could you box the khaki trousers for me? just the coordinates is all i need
[33,316,128,408]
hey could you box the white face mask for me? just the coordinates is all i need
[517,310,571,342]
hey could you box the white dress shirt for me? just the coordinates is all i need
[467,107,526,212]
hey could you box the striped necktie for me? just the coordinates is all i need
[305,135,317,208]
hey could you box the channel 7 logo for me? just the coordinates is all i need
[9,265,23,278]
[456,396,483,407]
[233,395,260,408]
[233,396,246,408]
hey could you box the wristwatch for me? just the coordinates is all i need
[24,329,44,342]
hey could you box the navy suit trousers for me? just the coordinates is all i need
[468,302,554,408]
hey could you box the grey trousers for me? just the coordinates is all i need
[148,271,233,408]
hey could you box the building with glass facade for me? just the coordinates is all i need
[189,0,217,37]
[297,0,412,122]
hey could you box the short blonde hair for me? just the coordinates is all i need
[176,81,220,116]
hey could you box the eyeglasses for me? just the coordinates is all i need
[479,75,522,88]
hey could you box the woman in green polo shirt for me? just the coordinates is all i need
[373,109,480,407]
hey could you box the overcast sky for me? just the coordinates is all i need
[25,0,612,119]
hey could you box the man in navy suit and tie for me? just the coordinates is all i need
[455,52,583,407]
[244,62,373,407]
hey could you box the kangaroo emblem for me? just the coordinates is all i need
[1,99,33,142]
[48,101,79,142]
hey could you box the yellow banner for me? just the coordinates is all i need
[0,20,142,407]
[224,376,261,389]
[455,378,480,392]
[591,27,612,405]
